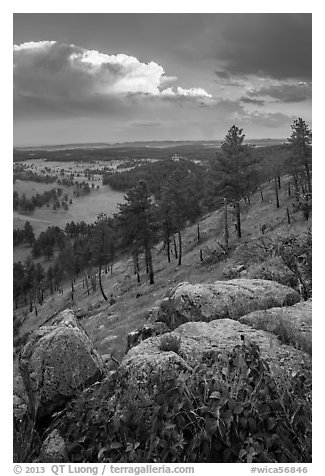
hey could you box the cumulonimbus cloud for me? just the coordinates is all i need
[13,40,212,116]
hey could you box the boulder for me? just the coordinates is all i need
[126,321,170,351]
[19,309,107,421]
[39,429,68,463]
[239,299,312,354]
[157,279,300,329]
[115,318,310,426]
[45,372,117,461]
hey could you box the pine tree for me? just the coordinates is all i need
[210,125,256,239]
[157,169,198,265]
[287,118,312,194]
[89,213,115,300]
[23,221,35,245]
[116,180,157,284]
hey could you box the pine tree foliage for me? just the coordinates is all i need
[116,180,157,284]
[210,125,257,238]
[287,118,312,195]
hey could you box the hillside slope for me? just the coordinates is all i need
[14,173,311,375]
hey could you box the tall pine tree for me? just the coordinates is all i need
[210,125,256,239]
[89,213,115,300]
[287,117,312,195]
[116,180,157,284]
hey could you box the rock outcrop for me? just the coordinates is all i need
[115,318,310,426]
[19,309,107,420]
[39,429,68,463]
[157,279,300,329]
[126,321,170,351]
[239,299,312,354]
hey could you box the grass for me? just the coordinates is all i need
[13,183,125,239]
[13,172,311,389]
[12,170,312,464]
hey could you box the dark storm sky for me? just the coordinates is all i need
[13,13,312,146]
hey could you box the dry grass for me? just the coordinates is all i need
[13,175,311,386]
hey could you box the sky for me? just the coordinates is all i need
[13,13,312,146]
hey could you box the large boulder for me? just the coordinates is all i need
[157,279,300,329]
[239,299,312,354]
[115,318,310,426]
[19,309,107,421]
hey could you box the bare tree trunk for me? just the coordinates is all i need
[200,249,203,262]
[293,174,300,204]
[277,175,281,189]
[286,206,291,224]
[260,187,264,202]
[166,234,171,263]
[71,278,74,300]
[304,163,312,194]
[173,235,178,260]
[274,178,280,208]
[133,252,141,283]
[98,265,108,300]
[145,257,149,274]
[235,201,241,238]
[197,222,201,243]
[84,272,90,296]
[224,198,229,248]
[145,245,154,284]
[91,274,96,293]
[178,230,182,266]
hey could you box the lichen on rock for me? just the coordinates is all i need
[39,429,68,463]
[19,309,107,421]
[157,278,300,329]
[115,317,310,427]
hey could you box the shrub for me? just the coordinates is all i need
[13,412,40,463]
[51,340,311,463]
[236,230,312,300]
[159,333,181,353]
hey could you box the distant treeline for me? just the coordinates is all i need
[13,188,61,213]
[102,145,292,196]
[103,158,206,197]
[13,144,218,163]
[13,181,92,214]
[13,170,57,184]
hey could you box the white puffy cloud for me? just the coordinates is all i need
[13,40,212,117]
[161,86,212,98]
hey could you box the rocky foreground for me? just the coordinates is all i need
[14,279,312,463]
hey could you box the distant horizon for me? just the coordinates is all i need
[13,137,286,149]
